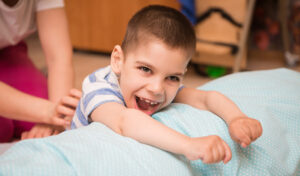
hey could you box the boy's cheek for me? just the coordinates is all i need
[166,91,178,105]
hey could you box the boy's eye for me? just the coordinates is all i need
[139,66,151,73]
[167,76,180,82]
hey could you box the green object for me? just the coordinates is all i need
[205,66,226,78]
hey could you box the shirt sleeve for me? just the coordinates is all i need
[178,84,185,91]
[35,0,64,11]
[72,77,124,128]
[81,72,124,120]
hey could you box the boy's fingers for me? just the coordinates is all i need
[216,143,225,162]
[240,136,251,147]
[222,140,232,164]
[239,126,252,145]
[240,128,251,147]
[241,142,248,148]
[253,122,263,140]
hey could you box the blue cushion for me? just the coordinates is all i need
[0,68,299,175]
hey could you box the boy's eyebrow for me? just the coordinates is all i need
[135,61,185,76]
[136,61,152,67]
[173,73,185,77]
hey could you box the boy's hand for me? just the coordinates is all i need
[228,117,263,148]
[184,135,232,164]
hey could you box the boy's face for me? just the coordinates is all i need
[111,41,189,115]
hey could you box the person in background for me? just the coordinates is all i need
[0,0,75,142]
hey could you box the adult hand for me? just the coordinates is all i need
[21,124,63,140]
[21,89,82,140]
[53,88,82,126]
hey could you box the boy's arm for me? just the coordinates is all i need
[175,87,262,147]
[175,88,245,123]
[91,102,232,163]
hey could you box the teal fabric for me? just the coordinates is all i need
[0,68,299,175]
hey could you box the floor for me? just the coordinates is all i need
[26,34,300,90]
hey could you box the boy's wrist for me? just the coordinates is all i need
[180,136,193,156]
[226,115,247,125]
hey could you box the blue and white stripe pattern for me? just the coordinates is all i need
[71,66,125,129]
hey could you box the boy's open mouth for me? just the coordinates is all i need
[135,96,161,115]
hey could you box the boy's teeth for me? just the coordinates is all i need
[139,97,158,105]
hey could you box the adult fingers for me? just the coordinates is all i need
[21,131,29,140]
[64,115,73,122]
[61,96,79,108]
[40,127,54,138]
[53,129,60,135]
[52,115,70,127]
[56,104,76,117]
[22,127,38,139]
[69,88,82,99]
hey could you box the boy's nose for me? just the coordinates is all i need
[147,79,164,96]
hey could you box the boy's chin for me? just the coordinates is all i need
[142,110,156,115]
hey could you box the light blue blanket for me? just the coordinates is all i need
[1,68,300,175]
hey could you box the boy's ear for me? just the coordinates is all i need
[110,45,124,75]
[184,68,188,74]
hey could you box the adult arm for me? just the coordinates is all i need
[23,7,75,139]
[0,81,67,126]
[37,7,74,103]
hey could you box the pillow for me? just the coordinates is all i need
[0,68,299,175]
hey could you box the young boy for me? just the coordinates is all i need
[72,5,262,164]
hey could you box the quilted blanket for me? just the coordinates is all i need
[0,68,299,175]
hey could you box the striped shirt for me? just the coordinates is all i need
[71,66,184,129]
[71,66,124,129]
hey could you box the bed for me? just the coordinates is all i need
[0,68,299,175]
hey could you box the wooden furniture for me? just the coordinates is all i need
[192,0,256,72]
[64,0,180,53]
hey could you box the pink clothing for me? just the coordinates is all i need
[0,41,48,142]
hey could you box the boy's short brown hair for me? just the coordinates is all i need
[121,5,196,59]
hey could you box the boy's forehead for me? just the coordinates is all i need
[124,40,190,71]
[125,38,191,60]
